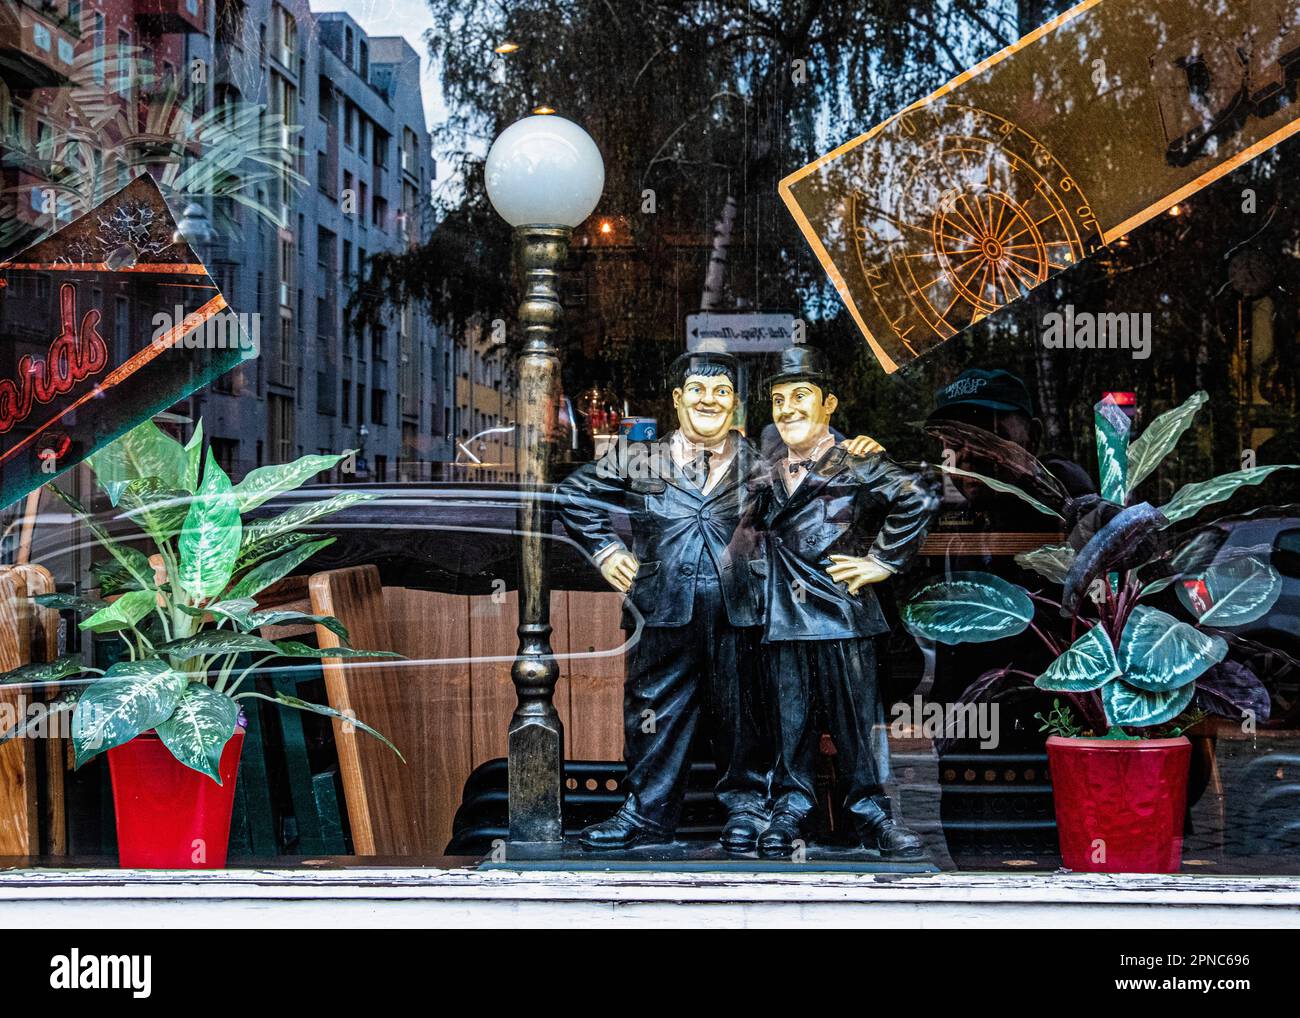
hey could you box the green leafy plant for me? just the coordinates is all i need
[1034,698,1085,739]
[0,419,401,781]
[905,392,1296,738]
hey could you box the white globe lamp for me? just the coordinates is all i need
[485,114,604,228]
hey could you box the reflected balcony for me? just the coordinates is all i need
[0,0,75,90]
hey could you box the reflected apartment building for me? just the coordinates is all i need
[0,0,516,483]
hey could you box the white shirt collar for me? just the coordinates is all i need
[672,429,732,460]
[780,432,836,492]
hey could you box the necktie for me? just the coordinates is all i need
[690,449,712,489]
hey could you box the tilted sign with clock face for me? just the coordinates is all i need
[780,0,1300,373]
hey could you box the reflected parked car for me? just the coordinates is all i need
[1155,509,1300,725]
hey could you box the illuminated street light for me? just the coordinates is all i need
[485,114,604,844]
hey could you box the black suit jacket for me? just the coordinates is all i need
[759,446,940,642]
[558,432,769,630]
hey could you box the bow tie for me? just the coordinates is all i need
[788,458,816,473]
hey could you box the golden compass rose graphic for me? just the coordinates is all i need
[846,103,1103,362]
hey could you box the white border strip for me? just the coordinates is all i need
[0,868,1295,928]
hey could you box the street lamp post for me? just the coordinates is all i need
[486,114,604,843]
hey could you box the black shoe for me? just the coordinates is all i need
[579,808,672,851]
[757,811,804,858]
[858,813,924,859]
[720,811,765,854]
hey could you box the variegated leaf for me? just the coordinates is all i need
[939,465,1063,520]
[233,531,315,574]
[1127,391,1207,492]
[902,572,1035,644]
[1117,605,1227,692]
[1176,554,1283,627]
[237,689,404,762]
[1015,544,1076,585]
[239,491,380,557]
[0,656,87,687]
[118,478,191,542]
[1035,626,1121,692]
[87,420,188,505]
[177,597,259,629]
[0,691,78,745]
[79,588,157,634]
[72,660,188,766]
[248,610,348,641]
[231,451,354,513]
[35,593,107,617]
[226,537,334,601]
[1101,678,1195,729]
[159,631,280,659]
[1161,465,1300,524]
[155,684,239,782]
[271,640,401,660]
[178,450,242,601]
[1094,398,1131,506]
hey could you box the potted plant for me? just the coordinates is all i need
[903,392,1295,873]
[0,419,401,868]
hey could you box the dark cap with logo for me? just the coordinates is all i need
[929,368,1034,420]
[764,345,832,391]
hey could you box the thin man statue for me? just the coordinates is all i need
[752,345,941,859]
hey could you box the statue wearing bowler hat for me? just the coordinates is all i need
[753,345,941,858]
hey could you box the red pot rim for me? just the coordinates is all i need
[125,727,246,744]
[1046,734,1190,750]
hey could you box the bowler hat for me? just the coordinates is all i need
[764,345,832,391]
[670,349,739,384]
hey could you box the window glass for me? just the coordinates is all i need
[0,0,1297,880]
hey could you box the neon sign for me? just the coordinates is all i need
[0,284,108,435]
[0,176,253,508]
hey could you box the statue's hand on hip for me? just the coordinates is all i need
[826,554,892,594]
[600,549,641,593]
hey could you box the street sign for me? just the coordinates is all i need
[685,312,797,354]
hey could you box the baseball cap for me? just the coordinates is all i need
[929,368,1034,419]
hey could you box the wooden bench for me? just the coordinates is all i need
[0,563,65,857]
[307,565,625,854]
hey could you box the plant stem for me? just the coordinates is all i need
[1028,620,1061,656]
[221,654,279,696]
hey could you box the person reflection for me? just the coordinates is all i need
[923,368,1094,731]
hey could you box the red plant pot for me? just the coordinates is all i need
[1046,735,1191,874]
[107,727,245,869]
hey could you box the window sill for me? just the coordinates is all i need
[1,864,1296,927]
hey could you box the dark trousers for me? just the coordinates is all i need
[767,636,886,831]
[620,569,769,833]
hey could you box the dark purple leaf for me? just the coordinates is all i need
[1195,659,1271,722]
[1062,502,1170,616]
